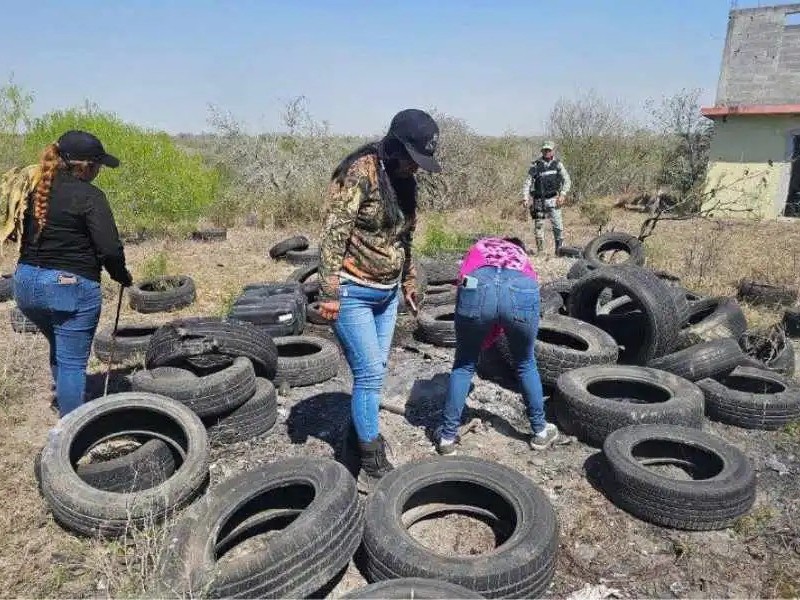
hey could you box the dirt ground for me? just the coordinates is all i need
[1,210,799,598]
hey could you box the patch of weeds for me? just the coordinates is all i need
[579,198,612,231]
[782,421,800,443]
[217,285,239,317]
[139,251,170,283]
[418,215,474,257]
[733,506,775,536]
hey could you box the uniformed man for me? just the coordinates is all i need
[522,140,572,254]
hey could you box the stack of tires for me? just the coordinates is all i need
[137,317,280,446]
[128,275,197,314]
[228,282,307,337]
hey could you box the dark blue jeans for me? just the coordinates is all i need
[333,281,399,443]
[440,266,546,439]
[13,263,102,418]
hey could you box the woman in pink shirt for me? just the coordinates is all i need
[434,237,558,453]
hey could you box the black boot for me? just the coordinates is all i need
[357,434,394,493]
[554,239,563,255]
[535,238,544,254]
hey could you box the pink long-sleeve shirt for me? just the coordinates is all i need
[458,238,538,349]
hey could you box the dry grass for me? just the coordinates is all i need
[0,204,799,597]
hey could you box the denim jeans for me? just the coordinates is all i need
[13,263,102,418]
[333,281,399,443]
[440,265,546,439]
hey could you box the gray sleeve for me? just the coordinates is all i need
[559,162,572,195]
[522,174,532,201]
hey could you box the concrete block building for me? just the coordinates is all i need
[701,2,800,219]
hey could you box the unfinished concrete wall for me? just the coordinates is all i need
[717,3,800,105]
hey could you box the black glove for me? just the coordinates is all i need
[119,269,133,288]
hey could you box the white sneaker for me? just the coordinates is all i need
[434,426,458,455]
[530,423,559,450]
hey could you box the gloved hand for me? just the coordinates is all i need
[119,269,133,288]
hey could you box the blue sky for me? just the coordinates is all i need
[0,0,783,136]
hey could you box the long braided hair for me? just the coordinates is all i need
[331,136,417,229]
[32,143,62,241]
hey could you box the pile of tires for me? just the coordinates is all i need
[138,316,284,444]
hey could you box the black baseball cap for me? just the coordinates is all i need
[386,109,442,173]
[57,130,120,168]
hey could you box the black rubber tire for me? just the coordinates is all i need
[272,335,339,387]
[420,258,460,285]
[697,366,800,429]
[424,283,458,307]
[646,338,746,382]
[480,315,619,387]
[0,273,12,302]
[284,247,320,265]
[652,269,681,286]
[76,439,177,493]
[541,278,575,315]
[128,275,197,314]
[675,297,747,350]
[555,365,705,446]
[157,457,363,599]
[684,289,705,304]
[228,294,306,337]
[342,578,484,599]
[416,305,456,347]
[145,317,279,380]
[38,392,209,537]
[269,235,310,259]
[287,262,321,299]
[191,227,227,242]
[567,265,681,364]
[540,287,564,316]
[204,378,278,445]
[602,424,756,530]
[129,357,256,418]
[583,232,645,268]
[736,279,799,308]
[362,456,558,599]
[566,259,595,280]
[10,306,39,333]
[93,324,159,363]
[783,308,800,338]
[556,245,583,258]
[738,326,796,377]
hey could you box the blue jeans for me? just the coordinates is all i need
[440,266,546,439]
[333,281,399,443]
[13,263,102,418]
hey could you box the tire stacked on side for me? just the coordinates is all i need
[128,275,197,314]
[142,317,280,445]
[228,282,307,337]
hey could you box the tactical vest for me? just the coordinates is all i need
[528,159,563,199]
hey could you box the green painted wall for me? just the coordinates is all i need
[702,115,800,219]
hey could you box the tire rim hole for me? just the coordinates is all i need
[70,409,190,477]
[596,246,631,264]
[435,313,455,322]
[114,327,158,338]
[401,482,517,557]
[587,380,672,404]
[277,342,322,358]
[685,304,717,326]
[538,328,589,351]
[719,374,785,394]
[632,440,724,480]
[214,484,314,566]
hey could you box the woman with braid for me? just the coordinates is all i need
[11,131,132,417]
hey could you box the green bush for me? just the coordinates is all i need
[23,107,220,237]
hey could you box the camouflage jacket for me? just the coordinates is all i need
[1,164,40,256]
[318,154,418,301]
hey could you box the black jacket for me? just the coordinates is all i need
[18,171,129,284]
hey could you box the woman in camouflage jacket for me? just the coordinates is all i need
[318,109,441,493]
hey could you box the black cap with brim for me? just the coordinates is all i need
[402,142,442,173]
[98,153,120,168]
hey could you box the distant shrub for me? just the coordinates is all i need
[23,107,220,237]
[417,214,475,256]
